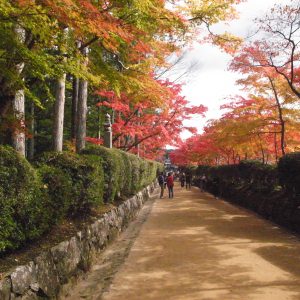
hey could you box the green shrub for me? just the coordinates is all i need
[238,160,278,192]
[146,160,160,186]
[114,150,126,196]
[127,153,141,194]
[278,152,300,196]
[37,151,104,215]
[83,145,162,197]
[147,161,155,183]
[119,151,133,196]
[83,154,105,207]
[0,146,47,254]
[0,188,22,254]
[138,159,148,189]
[82,145,121,203]
[37,164,73,224]
[0,144,160,255]
[193,160,278,197]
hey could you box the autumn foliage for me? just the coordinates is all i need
[171,0,300,167]
[94,80,206,159]
[0,0,243,158]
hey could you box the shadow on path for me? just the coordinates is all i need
[65,184,300,300]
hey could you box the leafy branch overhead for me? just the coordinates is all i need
[171,0,300,166]
[0,0,242,157]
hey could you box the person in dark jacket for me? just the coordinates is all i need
[166,172,174,198]
[185,172,192,189]
[180,173,185,188]
[158,172,165,198]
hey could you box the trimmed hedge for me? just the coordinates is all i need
[37,152,104,217]
[119,151,133,195]
[278,152,300,197]
[37,164,73,223]
[82,145,161,201]
[0,145,161,255]
[82,146,126,202]
[195,161,278,197]
[192,156,300,233]
[0,146,49,254]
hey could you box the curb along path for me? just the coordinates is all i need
[67,184,300,300]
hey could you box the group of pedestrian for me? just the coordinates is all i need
[179,172,192,189]
[158,172,174,199]
[158,170,205,199]
[158,170,208,200]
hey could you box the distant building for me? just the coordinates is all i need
[164,158,171,169]
[164,151,178,173]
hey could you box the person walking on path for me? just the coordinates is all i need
[166,172,174,198]
[185,172,192,189]
[158,172,165,198]
[180,173,185,188]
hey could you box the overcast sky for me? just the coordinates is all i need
[179,0,290,140]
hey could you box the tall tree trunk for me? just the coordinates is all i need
[232,150,235,164]
[259,142,265,164]
[76,47,89,153]
[135,135,139,157]
[52,74,66,152]
[28,102,35,160]
[71,41,81,140]
[12,25,26,156]
[269,77,285,156]
[261,146,265,164]
[280,122,285,156]
[12,90,25,156]
[52,28,69,152]
[71,77,79,139]
[274,132,278,162]
[76,78,88,152]
[257,133,265,164]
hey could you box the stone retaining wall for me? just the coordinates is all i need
[0,183,157,300]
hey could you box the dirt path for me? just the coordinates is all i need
[65,184,300,300]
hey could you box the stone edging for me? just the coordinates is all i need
[0,182,157,300]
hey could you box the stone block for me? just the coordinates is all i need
[35,251,60,297]
[0,277,12,300]
[51,237,81,284]
[10,262,36,295]
[77,232,92,272]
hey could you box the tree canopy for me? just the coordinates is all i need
[171,0,300,166]
[0,0,242,158]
